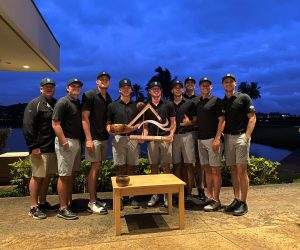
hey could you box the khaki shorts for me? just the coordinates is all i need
[85,140,108,163]
[172,132,195,164]
[30,152,57,178]
[55,137,81,176]
[224,133,250,166]
[112,135,140,166]
[148,141,172,165]
[198,138,223,167]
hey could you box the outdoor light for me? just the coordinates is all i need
[22,65,30,69]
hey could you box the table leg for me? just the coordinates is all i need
[113,189,115,222]
[178,185,185,229]
[168,192,173,215]
[115,190,121,236]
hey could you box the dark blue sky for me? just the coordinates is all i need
[1,0,300,114]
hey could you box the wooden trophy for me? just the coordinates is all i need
[127,103,172,142]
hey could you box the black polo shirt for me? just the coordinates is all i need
[52,94,82,139]
[81,89,112,140]
[23,95,56,153]
[107,98,139,126]
[173,98,196,133]
[223,92,256,134]
[197,95,225,139]
[183,93,200,104]
[144,98,175,136]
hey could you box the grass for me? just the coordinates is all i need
[252,126,300,150]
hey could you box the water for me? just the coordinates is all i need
[250,143,292,162]
[3,128,292,162]
[4,128,27,152]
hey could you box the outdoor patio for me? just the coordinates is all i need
[0,183,299,249]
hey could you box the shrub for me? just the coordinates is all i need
[0,189,22,197]
[221,156,280,186]
[9,157,31,195]
[248,156,280,185]
[6,156,280,197]
[136,157,151,174]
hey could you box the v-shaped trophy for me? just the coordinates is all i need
[110,103,172,142]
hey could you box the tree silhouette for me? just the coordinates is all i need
[147,66,176,100]
[238,82,261,100]
[131,83,145,102]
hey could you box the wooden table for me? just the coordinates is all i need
[111,174,186,236]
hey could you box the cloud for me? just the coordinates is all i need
[1,0,300,114]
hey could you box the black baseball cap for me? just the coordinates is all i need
[119,78,132,88]
[40,78,55,86]
[67,78,83,86]
[172,80,183,88]
[199,77,212,85]
[97,71,111,80]
[148,81,162,89]
[184,76,196,84]
[222,73,236,82]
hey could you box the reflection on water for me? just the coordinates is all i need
[4,128,27,152]
[3,128,292,162]
[250,143,292,162]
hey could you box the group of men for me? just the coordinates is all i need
[23,71,256,220]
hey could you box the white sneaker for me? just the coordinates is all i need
[87,202,108,215]
[147,194,159,207]
[164,194,168,208]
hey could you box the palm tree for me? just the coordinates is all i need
[147,66,176,100]
[238,82,261,100]
[131,83,145,102]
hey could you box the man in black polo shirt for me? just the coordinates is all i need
[197,77,225,212]
[82,72,112,215]
[107,78,141,208]
[222,74,256,216]
[23,77,57,220]
[171,80,196,203]
[52,78,83,220]
[184,76,206,201]
[143,81,176,207]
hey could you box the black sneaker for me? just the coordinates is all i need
[197,188,207,201]
[198,197,213,207]
[224,198,240,214]
[203,200,221,212]
[38,201,55,211]
[57,208,78,220]
[28,206,46,220]
[185,194,194,208]
[96,198,112,209]
[233,201,248,216]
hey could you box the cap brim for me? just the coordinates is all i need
[222,76,236,82]
[68,81,83,86]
